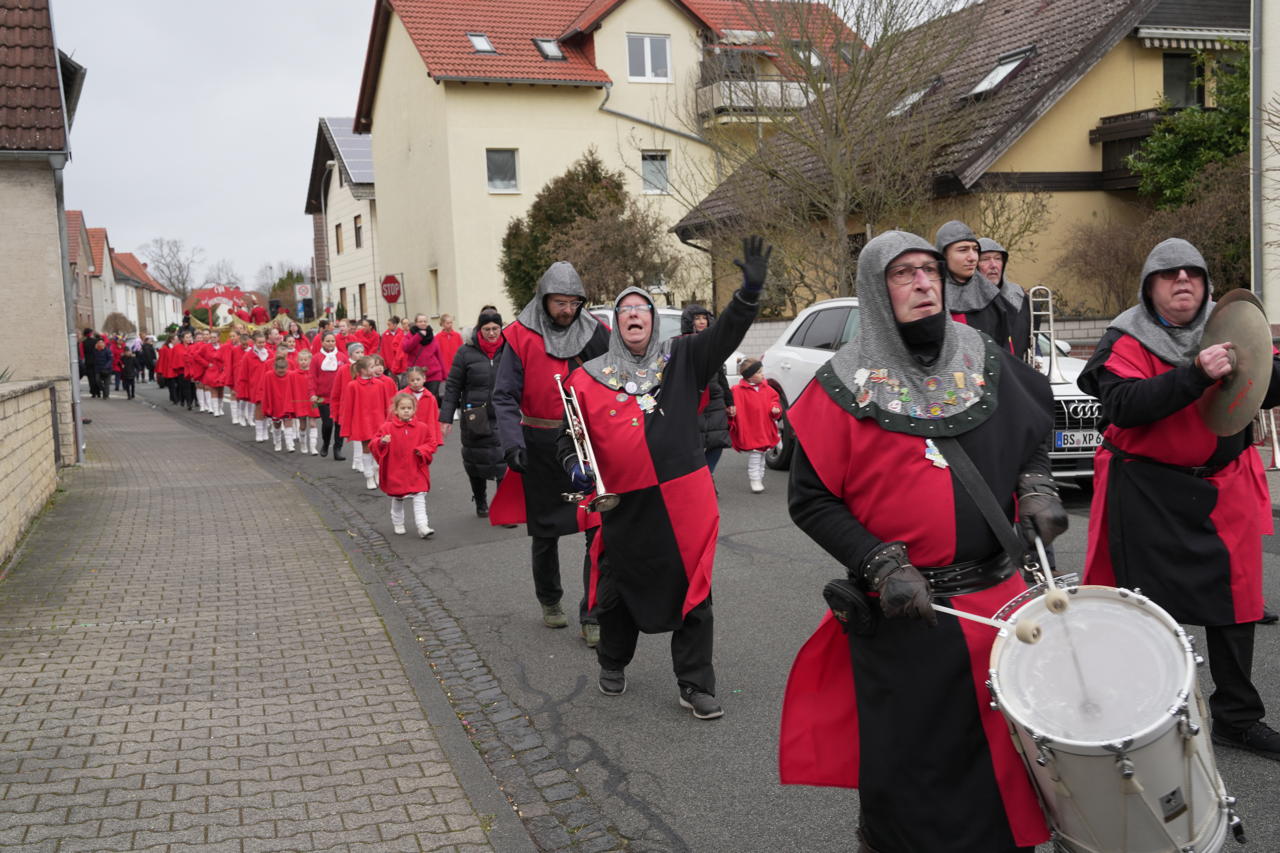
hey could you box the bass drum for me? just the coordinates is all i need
[989,585,1241,853]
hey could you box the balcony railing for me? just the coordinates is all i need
[695,76,813,120]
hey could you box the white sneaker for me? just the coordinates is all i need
[417,526,434,539]
[393,523,406,535]
[749,479,764,494]
[365,474,378,490]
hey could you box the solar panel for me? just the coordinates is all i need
[324,117,375,184]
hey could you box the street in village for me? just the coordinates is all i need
[2,385,1277,852]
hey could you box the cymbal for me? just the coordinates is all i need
[1196,289,1273,436]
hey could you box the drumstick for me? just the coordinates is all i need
[932,603,1041,644]
[1035,536,1070,614]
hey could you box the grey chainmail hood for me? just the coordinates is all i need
[824,230,999,436]
[936,220,1001,314]
[977,236,1026,311]
[1109,238,1213,367]
[516,261,601,359]
[582,286,670,396]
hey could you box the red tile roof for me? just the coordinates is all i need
[65,209,84,265]
[111,250,174,296]
[87,226,107,273]
[0,0,68,151]
[355,0,857,132]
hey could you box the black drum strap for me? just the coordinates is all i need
[932,437,1029,568]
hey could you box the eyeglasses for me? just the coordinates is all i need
[886,261,943,286]
[1153,267,1205,282]
[548,298,585,310]
[616,305,654,315]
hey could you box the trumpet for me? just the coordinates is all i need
[1028,285,1069,385]
[554,373,620,512]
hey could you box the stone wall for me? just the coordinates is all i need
[0,380,59,572]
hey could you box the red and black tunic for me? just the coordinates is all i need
[559,293,756,632]
[1080,329,1279,626]
[780,345,1052,852]
[489,320,610,536]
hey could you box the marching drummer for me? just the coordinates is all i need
[779,230,1066,851]
[1080,237,1280,761]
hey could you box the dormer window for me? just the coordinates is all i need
[468,33,496,53]
[968,47,1034,97]
[534,39,564,60]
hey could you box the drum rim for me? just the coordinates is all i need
[990,585,1196,752]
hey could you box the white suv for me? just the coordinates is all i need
[759,298,1101,481]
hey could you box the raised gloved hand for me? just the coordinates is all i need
[860,541,936,625]
[1017,472,1068,549]
[733,235,772,295]
[504,445,528,474]
[568,461,593,492]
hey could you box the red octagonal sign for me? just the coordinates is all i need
[380,274,402,303]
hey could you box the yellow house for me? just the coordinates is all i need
[677,0,1252,315]
[304,117,389,327]
[351,0,853,323]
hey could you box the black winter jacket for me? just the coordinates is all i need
[439,333,507,479]
[681,304,731,451]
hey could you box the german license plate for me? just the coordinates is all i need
[1055,429,1102,450]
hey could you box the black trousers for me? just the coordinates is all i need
[98,372,112,398]
[1206,621,1265,732]
[167,375,179,403]
[595,590,715,696]
[122,377,135,399]
[87,367,101,398]
[318,403,335,449]
[531,527,596,625]
[177,376,195,408]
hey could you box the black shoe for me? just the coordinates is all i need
[679,687,723,720]
[1212,721,1280,761]
[599,668,626,696]
[332,449,345,461]
[319,442,329,457]
[1260,608,1278,625]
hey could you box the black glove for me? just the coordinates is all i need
[1017,472,1068,549]
[733,235,772,295]
[860,542,936,625]
[504,446,528,474]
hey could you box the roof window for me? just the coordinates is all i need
[968,47,1034,97]
[888,77,939,117]
[534,39,565,60]
[468,33,496,53]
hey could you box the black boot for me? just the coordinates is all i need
[332,434,345,462]
[470,476,489,517]
[319,420,332,457]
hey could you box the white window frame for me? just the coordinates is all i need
[641,151,670,195]
[534,39,564,60]
[486,148,519,194]
[968,47,1033,97]
[627,33,672,83]
[468,32,496,53]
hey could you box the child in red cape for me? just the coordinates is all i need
[729,357,782,494]
[372,392,440,538]
[401,367,443,436]
[329,341,366,469]
[258,356,299,452]
[293,349,322,455]
[340,355,397,489]
[241,332,274,442]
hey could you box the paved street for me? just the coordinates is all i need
[2,383,1278,851]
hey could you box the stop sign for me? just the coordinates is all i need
[380,274,402,303]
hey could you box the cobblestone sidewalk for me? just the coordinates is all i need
[0,396,502,852]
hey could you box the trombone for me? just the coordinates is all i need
[1028,286,1069,385]
[554,373,620,512]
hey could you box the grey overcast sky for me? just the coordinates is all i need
[52,0,372,288]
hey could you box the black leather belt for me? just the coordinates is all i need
[1102,438,1229,479]
[918,553,1014,597]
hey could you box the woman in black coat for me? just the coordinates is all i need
[681,304,732,472]
[439,310,508,516]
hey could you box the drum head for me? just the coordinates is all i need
[993,588,1191,746]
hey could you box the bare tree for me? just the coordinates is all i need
[667,0,977,309]
[546,190,683,305]
[139,238,204,301]
[202,258,243,288]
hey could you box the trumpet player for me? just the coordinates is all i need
[556,237,771,720]
[492,262,610,644]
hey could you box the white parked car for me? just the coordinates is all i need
[759,297,1101,480]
